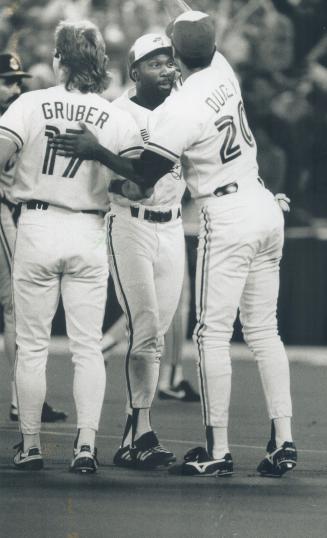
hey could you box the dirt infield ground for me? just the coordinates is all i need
[1,340,326,538]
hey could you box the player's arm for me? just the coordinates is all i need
[0,138,17,199]
[110,150,174,192]
[0,94,27,186]
[0,137,18,177]
[52,123,175,191]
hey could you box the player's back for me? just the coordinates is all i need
[148,52,259,200]
[0,85,141,211]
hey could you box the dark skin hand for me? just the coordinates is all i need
[50,122,153,201]
[50,121,99,159]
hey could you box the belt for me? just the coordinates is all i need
[25,200,104,216]
[213,177,264,198]
[213,182,238,197]
[130,206,181,223]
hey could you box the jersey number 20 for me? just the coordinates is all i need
[215,101,254,164]
[42,125,83,178]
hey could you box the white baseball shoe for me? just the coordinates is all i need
[13,441,44,471]
[70,444,98,474]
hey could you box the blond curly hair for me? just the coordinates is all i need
[55,20,110,94]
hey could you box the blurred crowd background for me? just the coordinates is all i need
[1,0,327,344]
[1,0,327,224]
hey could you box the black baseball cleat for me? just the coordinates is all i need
[113,431,176,470]
[41,402,68,422]
[70,444,98,474]
[257,440,297,477]
[113,445,136,468]
[13,441,44,471]
[10,402,68,423]
[168,447,233,477]
[158,380,200,402]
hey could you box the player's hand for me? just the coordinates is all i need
[122,180,153,201]
[50,122,99,160]
[275,193,291,212]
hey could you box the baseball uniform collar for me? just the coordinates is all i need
[182,64,213,86]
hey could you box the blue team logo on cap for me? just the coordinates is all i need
[153,37,164,45]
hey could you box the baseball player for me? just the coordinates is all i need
[0,21,143,473]
[0,53,67,424]
[52,11,297,478]
[55,33,187,469]
[106,34,187,468]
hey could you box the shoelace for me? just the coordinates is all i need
[81,446,99,465]
[73,447,99,467]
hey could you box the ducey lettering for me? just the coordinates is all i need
[205,83,235,114]
[41,102,109,128]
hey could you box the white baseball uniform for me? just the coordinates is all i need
[146,51,292,431]
[109,88,186,410]
[0,152,19,392]
[0,85,143,434]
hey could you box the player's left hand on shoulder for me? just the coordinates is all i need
[275,192,291,212]
[50,122,98,160]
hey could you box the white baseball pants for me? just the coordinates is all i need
[107,204,185,409]
[194,181,292,427]
[13,205,109,434]
[0,202,16,373]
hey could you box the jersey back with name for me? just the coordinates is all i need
[147,52,259,200]
[0,86,143,211]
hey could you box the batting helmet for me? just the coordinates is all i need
[128,34,172,81]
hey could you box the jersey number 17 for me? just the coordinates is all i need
[42,124,83,178]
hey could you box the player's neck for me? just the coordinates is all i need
[134,88,165,111]
[180,65,202,82]
[54,65,67,86]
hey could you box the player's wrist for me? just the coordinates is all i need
[93,142,105,162]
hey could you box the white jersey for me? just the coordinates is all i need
[0,109,18,203]
[0,151,18,203]
[0,85,143,211]
[147,51,259,200]
[113,88,185,209]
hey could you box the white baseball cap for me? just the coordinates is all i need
[128,33,172,79]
